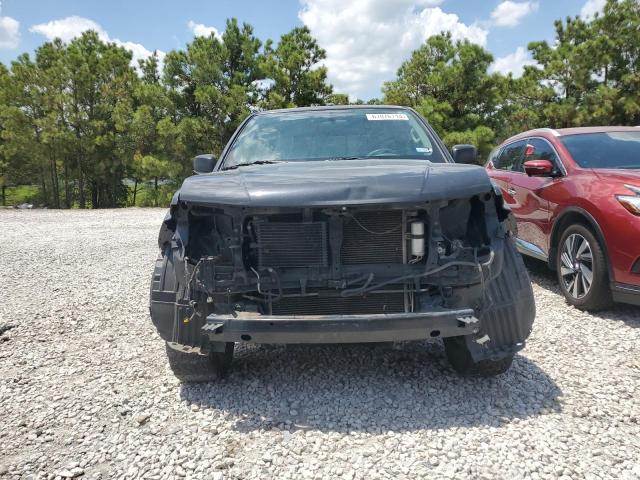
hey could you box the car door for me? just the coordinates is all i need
[508,138,561,257]
[489,140,527,209]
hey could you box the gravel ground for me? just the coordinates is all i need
[1,208,639,480]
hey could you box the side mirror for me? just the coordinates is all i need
[524,159,554,177]
[193,154,217,174]
[451,144,479,165]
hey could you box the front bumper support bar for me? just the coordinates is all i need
[203,309,480,344]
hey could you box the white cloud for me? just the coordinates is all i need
[0,1,19,49]
[580,0,606,19]
[116,40,166,70]
[489,46,537,77]
[187,20,221,39]
[491,1,539,27]
[299,0,488,98]
[30,16,106,43]
[30,16,163,70]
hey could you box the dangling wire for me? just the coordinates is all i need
[348,213,403,235]
[250,266,282,301]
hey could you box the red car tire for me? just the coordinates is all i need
[556,223,613,311]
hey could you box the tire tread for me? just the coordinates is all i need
[556,224,612,311]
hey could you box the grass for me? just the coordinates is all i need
[130,183,176,207]
[2,185,41,207]
[1,183,177,208]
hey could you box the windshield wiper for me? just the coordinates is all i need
[222,160,285,171]
[326,156,368,161]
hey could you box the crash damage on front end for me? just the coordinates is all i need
[150,160,535,377]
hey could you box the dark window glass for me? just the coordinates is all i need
[495,140,526,171]
[560,132,640,169]
[515,138,560,172]
[221,108,446,169]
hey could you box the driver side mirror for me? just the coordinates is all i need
[193,154,217,174]
[451,144,479,165]
[524,159,554,177]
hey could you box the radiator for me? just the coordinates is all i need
[255,210,404,269]
[271,292,405,315]
[256,221,328,268]
[341,210,403,265]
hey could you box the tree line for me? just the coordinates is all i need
[0,0,638,208]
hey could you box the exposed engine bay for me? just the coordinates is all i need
[155,190,511,348]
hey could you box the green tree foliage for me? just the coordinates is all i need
[326,93,349,105]
[262,26,332,108]
[163,18,263,154]
[515,0,640,130]
[383,33,505,159]
[0,19,334,207]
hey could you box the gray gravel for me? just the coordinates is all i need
[1,208,640,480]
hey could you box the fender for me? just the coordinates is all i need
[158,191,182,250]
[548,206,613,279]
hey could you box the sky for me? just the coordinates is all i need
[0,0,606,100]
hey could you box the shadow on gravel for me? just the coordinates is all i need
[523,257,558,294]
[591,306,640,328]
[524,257,640,329]
[179,341,561,433]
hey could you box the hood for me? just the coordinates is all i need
[592,168,640,187]
[176,159,492,207]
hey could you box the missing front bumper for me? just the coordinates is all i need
[202,309,480,344]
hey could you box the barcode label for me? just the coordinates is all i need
[365,113,409,121]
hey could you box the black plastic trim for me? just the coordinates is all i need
[611,282,640,306]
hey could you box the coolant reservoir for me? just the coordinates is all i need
[410,221,425,257]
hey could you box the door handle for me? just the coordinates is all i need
[507,187,517,196]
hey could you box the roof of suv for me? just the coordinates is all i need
[506,125,640,142]
[554,126,640,135]
[255,105,409,115]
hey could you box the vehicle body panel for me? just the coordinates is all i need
[507,172,553,254]
[177,160,493,207]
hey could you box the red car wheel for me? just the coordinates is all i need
[556,224,612,311]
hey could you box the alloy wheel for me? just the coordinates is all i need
[560,233,594,299]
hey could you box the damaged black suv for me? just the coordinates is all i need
[150,106,535,378]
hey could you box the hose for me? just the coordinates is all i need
[340,250,495,297]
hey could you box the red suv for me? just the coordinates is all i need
[486,127,640,310]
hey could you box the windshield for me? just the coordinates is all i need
[221,108,446,169]
[560,131,640,169]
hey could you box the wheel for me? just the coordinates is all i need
[165,342,234,382]
[556,223,612,311]
[443,336,513,377]
[153,248,235,379]
[149,248,180,341]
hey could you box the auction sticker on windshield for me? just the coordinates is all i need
[366,113,409,121]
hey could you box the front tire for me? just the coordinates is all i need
[209,342,235,379]
[556,224,612,311]
[165,342,234,382]
[443,336,513,377]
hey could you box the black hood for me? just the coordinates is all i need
[176,159,492,207]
